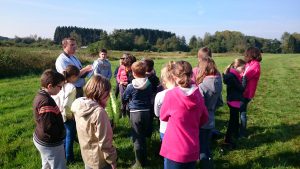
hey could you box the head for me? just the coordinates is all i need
[63,65,80,83]
[224,58,246,74]
[172,61,193,88]
[121,53,136,68]
[142,58,154,73]
[244,47,262,63]
[196,57,218,85]
[131,61,146,78]
[40,69,65,95]
[62,37,77,55]
[160,61,176,89]
[197,47,212,62]
[99,49,108,60]
[84,75,111,108]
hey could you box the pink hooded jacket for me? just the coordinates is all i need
[243,60,261,99]
[159,86,208,163]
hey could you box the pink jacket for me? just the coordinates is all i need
[243,60,261,99]
[159,86,208,163]
[116,65,128,83]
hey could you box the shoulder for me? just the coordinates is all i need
[65,83,76,91]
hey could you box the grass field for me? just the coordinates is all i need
[0,54,299,169]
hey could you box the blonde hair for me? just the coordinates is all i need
[84,75,111,106]
[160,61,175,88]
[196,57,219,85]
[224,58,246,74]
[173,61,193,88]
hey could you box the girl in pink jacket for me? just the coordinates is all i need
[240,47,262,137]
[160,60,208,169]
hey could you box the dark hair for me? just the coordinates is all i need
[198,47,212,59]
[131,61,146,77]
[173,61,193,88]
[122,53,136,67]
[63,65,80,81]
[142,59,154,72]
[196,57,218,85]
[41,69,65,88]
[100,49,107,53]
[84,75,111,106]
[244,47,262,62]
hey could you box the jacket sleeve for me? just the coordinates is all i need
[160,91,170,122]
[122,84,132,102]
[108,62,112,79]
[95,109,117,165]
[154,92,163,117]
[116,66,122,83]
[244,63,260,81]
[93,60,100,75]
[63,86,76,120]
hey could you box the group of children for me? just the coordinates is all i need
[32,47,261,169]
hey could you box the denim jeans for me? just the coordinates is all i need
[165,158,196,169]
[240,98,251,136]
[199,129,212,160]
[64,119,76,162]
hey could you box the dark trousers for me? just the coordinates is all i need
[199,129,212,160]
[130,111,150,151]
[165,158,196,169]
[115,81,119,98]
[225,105,240,143]
[119,84,128,117]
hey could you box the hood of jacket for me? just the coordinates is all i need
[71,97,99,118]
[132,77,150,90]
[175,85,200,111]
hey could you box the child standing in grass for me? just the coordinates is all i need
[52,65,80,163]
[71,75,117,169]
[195,57,223,168]
[33,69,66,169]
[91,49,112,79]
[223,59,246,147]
[160,61,208,169]
[123,61,153,168]
[240,47,262,137]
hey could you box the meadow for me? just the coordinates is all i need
[0,51,299,169]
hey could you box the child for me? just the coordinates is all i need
[117,53,136,117]
[33,69,66,169]
[123,61,153,168]
[142,58,160,137]
[71,75,117,169]
[195,57,222,167]
[192,47,212,83]
[240,47,262,137]
[223,59,246,147]
[160,61,208,169]
[154,61,176,140]
[91,49,112,79]
[52,65,79,163]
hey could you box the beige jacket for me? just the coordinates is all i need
[71,97,117,169]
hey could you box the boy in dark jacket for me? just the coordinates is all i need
[123,61,153,168]
[33,69,66,169]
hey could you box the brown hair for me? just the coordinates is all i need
[62,37,76,48]
[244,47,262,62]
[84,75,111,106]
[121,53,136,67]
[173,61,193,88]
[63,65,80,82]
[131,61,146,78]
[224,58,246,74]
[100,49,107,53]
[160,61,175,88]
[196,57,219,85]
[41,69,65,88]
[198,47,212,59]
[142,58,154,72]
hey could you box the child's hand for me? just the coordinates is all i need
[111,162,117,169]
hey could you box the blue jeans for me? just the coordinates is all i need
[240,98,251,136]
[64,119,76,162]
[199,129,212,160]
[165,158,196,169]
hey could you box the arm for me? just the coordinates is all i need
[63,86,76,120]
[107,62,112,79]
[95,109,117,168]
[122,84,132,102]
[154,92,163,117]
[244,63,260,81]
[117,66,122,83]
[199,98,209,127]
[159,92,171,122]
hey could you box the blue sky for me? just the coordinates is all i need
[0,0,299,40]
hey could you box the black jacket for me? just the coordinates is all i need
[223,71,245,102]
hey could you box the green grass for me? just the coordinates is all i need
[0,54,300,169]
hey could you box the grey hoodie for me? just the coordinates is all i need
[199,75,223,129]
[71,97,117,168]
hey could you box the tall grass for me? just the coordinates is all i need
[0,53,299,168]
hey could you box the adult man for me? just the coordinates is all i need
[56,37,92,98]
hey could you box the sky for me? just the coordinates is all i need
[0,0,299,40]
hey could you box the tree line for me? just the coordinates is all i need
[1,26,300,54]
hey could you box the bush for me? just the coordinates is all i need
[0,48,57,78]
